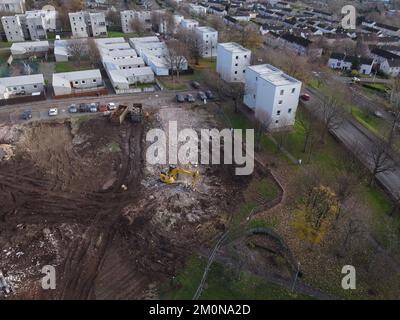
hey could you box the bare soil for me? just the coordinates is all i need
[0,107,251,299]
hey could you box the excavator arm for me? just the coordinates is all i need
[160,166,200,189]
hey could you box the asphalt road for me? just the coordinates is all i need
[0,90,200,125]
[306,87,400,201]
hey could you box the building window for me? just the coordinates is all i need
[278,100,283,104]
[33,85,37,88]
[235,63,238,66]
[243,70,246,73]
[234,71,237,74]
[244,55,247,58]
[236,56,238,59]
[74,81,78,85]
[291,88,295,93]
[288,108,292,113]
[82,80,86,84]
[277,110,281,115]
[93,79,97,82]
[275,120,279,124]
[280,89,284,95]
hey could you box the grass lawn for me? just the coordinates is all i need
[55,62,92,73]
[160,256,312,300]
[107,31,139,38]
[0,41,12,48]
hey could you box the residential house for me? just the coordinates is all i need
[130,36,188,76]
[208,5,227,17]
[189,4,208,16]
[243,64,302,129]
[327,52,374,75]
[10,40,49,58]
[216,42,251,83]
[0,73,44,99]
[52,69,104,96]
[96,37,154,93]
[279,33,322,56]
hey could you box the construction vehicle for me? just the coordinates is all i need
[109,103,143,125]
[160,166,200,189]
[109,104,129,125]
[129,103,143,123]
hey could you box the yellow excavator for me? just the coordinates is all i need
[160,166,200,189]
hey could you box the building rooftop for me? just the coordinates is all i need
[218,42,250,53]
[196,26,217,33]
[0,74,44,86]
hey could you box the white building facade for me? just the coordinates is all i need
[216,42,251,82]
[244,64,302,129]
[195,26,218,58]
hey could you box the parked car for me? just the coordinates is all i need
[89,103,98,113]
[79,103,88,113]
[186,94,195,102]
[68,104,78,113]
[21,110,32,120]
[176,94,185,103]
[48,108,58,116]
[205,90,214,99]
[300,93,310,101]
[107,102,116,111]
[99,105,108,113]
[197,91,207,101]
[374,110,383,118]
[191,80,201,89]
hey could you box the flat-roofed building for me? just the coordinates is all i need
[216,42,251,82]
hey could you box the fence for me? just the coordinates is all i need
[0,92,46,106]
[53,88,108,100]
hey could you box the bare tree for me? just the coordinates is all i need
[165,39,187,80]
[388,79,400,147]
[367,140,395,188]
[320,96,344,144]
[298,109,318,159]
[175,28,204,65]
[150,11,162,33]
[87,38,101,68]
[130,16,146,36]
[208,15,224,31]
[66,39,87,66]
[254,109,273,152]
[106,10,121,28]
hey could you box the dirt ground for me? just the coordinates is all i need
[0,105,252,299]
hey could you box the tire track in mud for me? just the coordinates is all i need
[55,123,146,299]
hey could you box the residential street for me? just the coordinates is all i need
[306,87,400,200]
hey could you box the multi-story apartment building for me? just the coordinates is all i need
[1,15,25,41]
[243,64,302,129]
[216,42,251,82]
[180,18,199,30]
[194,26,218,58]
[69,11,107,38]
[120,10,151,33]
[0,0,25,13]
[1,9,56,41]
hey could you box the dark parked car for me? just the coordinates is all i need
[197,91,207,101]
[79,103,91,113]
[205,90,214,99]
[186,94,195,102]
[21,110,32,120]
[68,104,78,113]
[176,94,185,103]
[191,80,201,89]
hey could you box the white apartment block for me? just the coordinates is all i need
[1,9,56,42]
[195,26,218,58]
[1,15,25,41]
[0,0,25,13]
[120,10,151,33]
[216,42,251,83]
[0,74,44,99]
[243,64,302,129]
[89,12,107,37]
[69,11,88,37]
[180,19,199,30]
[69,11,107,38]
[52,69,104,96]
